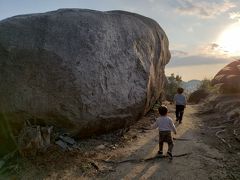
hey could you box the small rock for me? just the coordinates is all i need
[72,144,80,149]
[109,145,116,149]
[59,135,76,145]
[55,140,68,150]
[95,144,105,150]
[114,144,118,148]
[67,147,73,151]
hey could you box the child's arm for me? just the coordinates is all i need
[169,119,177,134]
[173,94,176,104]
[184,95,187,107]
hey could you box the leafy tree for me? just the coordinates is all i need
[198,78,219,93]
[188,78,219,104]
[200,78,212,90]
[165,73,182,102]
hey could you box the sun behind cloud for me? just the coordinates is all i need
[217,22,240,56]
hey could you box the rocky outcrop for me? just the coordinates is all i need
[212,60,240,93]
[0,9,170,137]
[203,94,240,125]
[188,89,209,104]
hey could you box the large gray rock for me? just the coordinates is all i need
[212,60,240,93]
[0,9,170,137]
[188,89,209,104]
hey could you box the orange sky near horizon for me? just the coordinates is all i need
[165,63,227,81]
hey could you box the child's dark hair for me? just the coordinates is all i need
[177,87,184,94]
[158,105,168,116]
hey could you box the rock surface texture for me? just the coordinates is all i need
[0,9,170,137]
[188,89,209,104]
[212,60,240,93]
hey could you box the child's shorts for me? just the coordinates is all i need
[159,131,173,144]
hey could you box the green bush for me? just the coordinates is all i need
[200,78,219,93]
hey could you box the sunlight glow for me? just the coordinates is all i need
[217,22,240,56]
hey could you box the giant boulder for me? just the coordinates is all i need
[212,60,240,93]
[0,9,170,137]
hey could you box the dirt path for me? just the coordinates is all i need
[13,104,238,179]
[97,105,227,180]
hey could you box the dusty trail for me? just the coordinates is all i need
[99,105,227,180]
[14,105,236,179]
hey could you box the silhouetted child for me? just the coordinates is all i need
[149,105,177,159]
[173,87,187,124]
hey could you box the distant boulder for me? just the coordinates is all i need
[212,60,240,93]
[0,9,170,138]
[188,89,209,104]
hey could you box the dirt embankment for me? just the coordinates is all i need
[197,94,240,179]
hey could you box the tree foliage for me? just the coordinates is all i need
[165,73,182,102]
[198,78,220,93]
[200,78,212,90]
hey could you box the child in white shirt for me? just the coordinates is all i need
[150,105,177,159]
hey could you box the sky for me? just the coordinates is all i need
[0,0,240,81]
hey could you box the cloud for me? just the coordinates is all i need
[171,43,229,60]
[229,12,240,21]
[148,0,155,3]
[175,0,236,19]
[167,55,230,67]
[171,50,188,57]
[197,43,233,58]
[186,27,194,32]
[209,43,219,50]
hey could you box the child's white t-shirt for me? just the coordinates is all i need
[151,116,176,133]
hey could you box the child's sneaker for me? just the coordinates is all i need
[167,151,173,160]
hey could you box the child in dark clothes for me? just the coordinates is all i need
[173,88,187,124]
